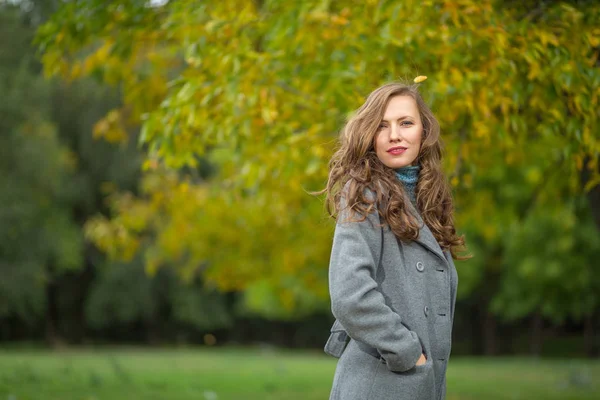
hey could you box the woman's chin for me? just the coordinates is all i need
[385,160,414,169]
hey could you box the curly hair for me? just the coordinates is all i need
[320,82,468,261]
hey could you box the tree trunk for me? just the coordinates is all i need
[470,302,483,354]
[581,155,600,231]
[581,157,600,359]
[583,311,599,358]
[530,311,543,356]
[44,265,63,347]
[71,247,96,343]
[483,308,497,356]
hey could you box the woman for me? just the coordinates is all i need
[321,81,468,400]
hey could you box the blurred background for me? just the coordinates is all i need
[0,0,599,399]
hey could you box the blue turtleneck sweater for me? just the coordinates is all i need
[394,164,420,206]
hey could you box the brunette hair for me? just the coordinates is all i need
[321,82,468,260]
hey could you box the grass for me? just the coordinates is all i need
[0,346,598,400]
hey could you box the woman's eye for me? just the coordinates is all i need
[401,121,413,126]
[378,124,387,130]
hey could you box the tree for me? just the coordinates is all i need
[35,0,600,323]
[0,4,81,342]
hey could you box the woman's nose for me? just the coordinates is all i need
[390,124,401,141]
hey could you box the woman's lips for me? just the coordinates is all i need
[387,147,407,155]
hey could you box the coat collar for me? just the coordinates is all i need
[404,197,448,265]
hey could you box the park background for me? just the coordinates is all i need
[1,0,599,399]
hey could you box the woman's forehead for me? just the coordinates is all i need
[383,96,419,120]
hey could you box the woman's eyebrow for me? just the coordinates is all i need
[381,115,413,122]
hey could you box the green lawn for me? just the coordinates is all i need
[0,347,598,400]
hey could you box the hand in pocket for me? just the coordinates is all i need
[415,352,427,366]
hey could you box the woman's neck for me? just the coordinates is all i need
[394,164,420,206]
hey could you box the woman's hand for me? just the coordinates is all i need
[415,353,427,366]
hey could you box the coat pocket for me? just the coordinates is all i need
[368,355,436,400]
[324,319,350,358]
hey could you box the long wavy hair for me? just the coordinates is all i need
[321,82,469,261]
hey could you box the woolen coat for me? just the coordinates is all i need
[324,188,459,400]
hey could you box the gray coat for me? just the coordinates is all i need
[324,189,459,400]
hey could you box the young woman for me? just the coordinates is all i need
[322,82,468,400]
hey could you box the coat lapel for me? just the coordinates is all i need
[405,198,447,265]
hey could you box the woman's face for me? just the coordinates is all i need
[373,95,423,169]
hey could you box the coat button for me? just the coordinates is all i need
[416,261,424,272]
[424,306,429,317]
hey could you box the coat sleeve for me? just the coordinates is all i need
[328,192,423,372]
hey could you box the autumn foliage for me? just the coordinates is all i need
[36,0,600,319]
